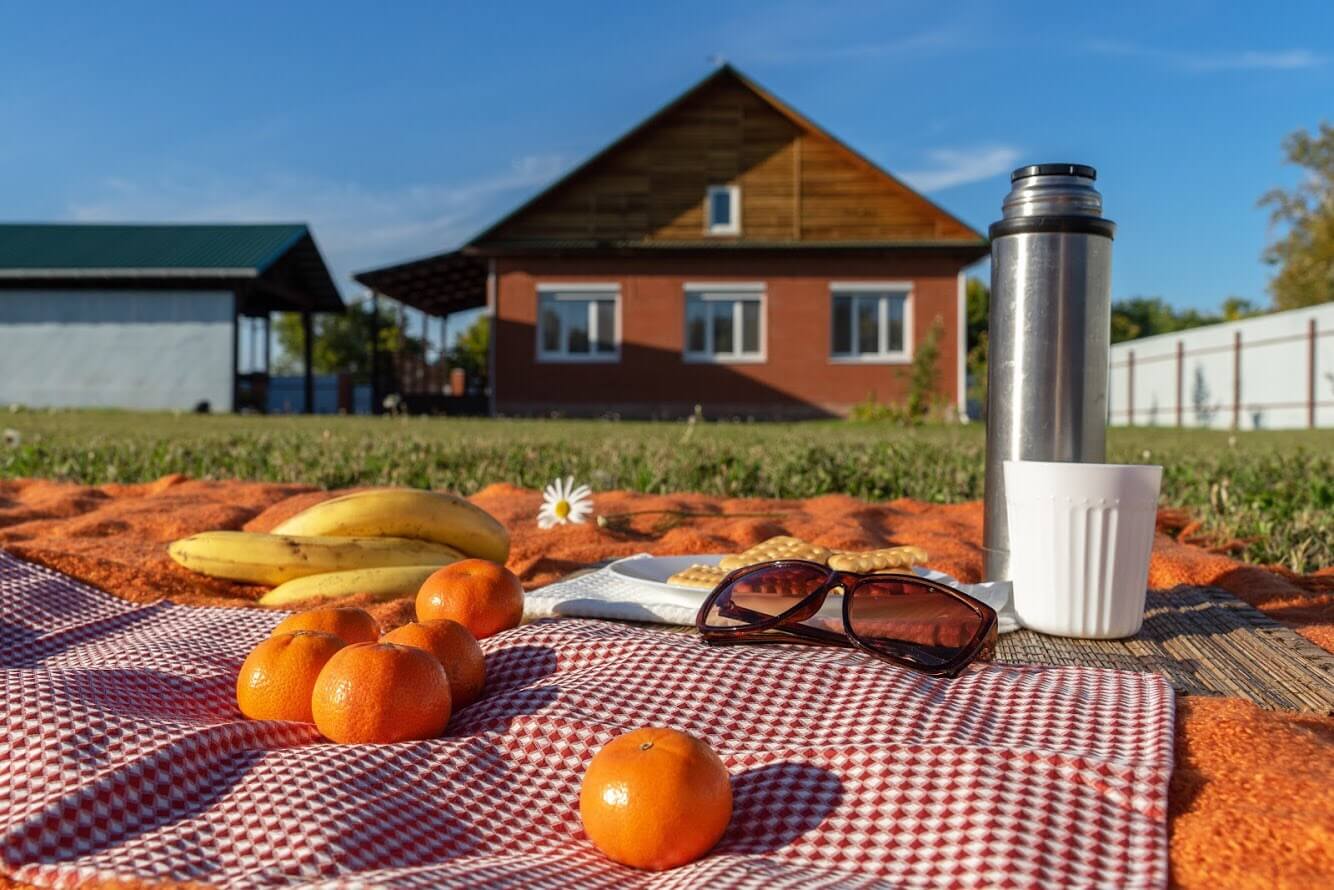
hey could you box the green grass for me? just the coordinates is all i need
[3,409,1331,572]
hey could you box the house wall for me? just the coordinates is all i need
[1108,302,1334,429]
[0,289,235,411]
[492,253,965,418]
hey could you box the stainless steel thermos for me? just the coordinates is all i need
[983,164,1116,581]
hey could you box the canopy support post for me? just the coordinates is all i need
[369,292,381,415]
[302,310,315,415]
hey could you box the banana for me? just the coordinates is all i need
[259,564,446,608]
[271,488,510,564]
[168,531,464,586]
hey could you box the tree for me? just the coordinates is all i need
[1220,296,1262,321]
[1259,122,1334,309]
[272,303,407,379]
[965,276,988,347]
[447,314,490,385]
[905,317,944,419]
[1109,297,1223,344]
[964,277,989,409]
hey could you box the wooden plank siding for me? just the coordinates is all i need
[478,73,977,246]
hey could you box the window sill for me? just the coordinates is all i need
[536,354,621,364]
[828,354,912,365]
[683,353,767,364]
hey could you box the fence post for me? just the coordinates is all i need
[1232,330,1242,430]
[1310,318,1319,429]
[1127,350,1135,426]
[1175,340,1184,427]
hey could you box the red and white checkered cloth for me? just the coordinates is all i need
[0,552,1174,889]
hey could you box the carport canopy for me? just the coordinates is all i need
[353,250,487,315]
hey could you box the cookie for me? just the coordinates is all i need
[667,564,730,589]
[718,536,834,571]
[827,546,929,573]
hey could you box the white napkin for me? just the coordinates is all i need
[524,554,1020,634]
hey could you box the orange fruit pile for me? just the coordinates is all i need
[272,605,381,644]
[416,559,524,639]
[236,630,345,723]
[312,642,453,744]
[579,727,733,870]
[234,559,521,744]
[236,562,734,870]
[382,619,486,708]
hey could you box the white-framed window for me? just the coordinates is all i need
[536,285,620,362]
[683,283,765,362]
[829,283,912,362]
[705,184,740,235]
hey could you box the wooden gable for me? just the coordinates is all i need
[472,66,982,248]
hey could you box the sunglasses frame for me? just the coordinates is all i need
[695,559,998,678]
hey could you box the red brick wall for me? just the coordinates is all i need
[492,253,969,418]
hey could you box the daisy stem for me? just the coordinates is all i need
[596,509,785,528]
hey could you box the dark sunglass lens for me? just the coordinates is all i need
[847,578,984,668]
[702,563,829,629]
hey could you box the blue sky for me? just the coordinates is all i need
[2,0,1331,331]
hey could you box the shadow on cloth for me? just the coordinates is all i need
[56,668,237,723]
[449,645,561,735]
[0,744,267,882]
[719,761,844,855]
[51,667,239,776]
[0,606,166,668]
[319,741,498,870]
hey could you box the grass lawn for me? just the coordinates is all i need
[3,410,1330,573]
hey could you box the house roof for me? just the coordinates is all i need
[0,223,344,312]
[356,64,990,314]
[466,64,986,249]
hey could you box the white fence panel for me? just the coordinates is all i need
[1108,303,1334,430]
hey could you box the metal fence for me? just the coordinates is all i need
[1108,303,1334,430]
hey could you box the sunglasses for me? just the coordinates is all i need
[695,560,998,677]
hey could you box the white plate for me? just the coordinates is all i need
[608,553,944,591]
[606,553,728,593]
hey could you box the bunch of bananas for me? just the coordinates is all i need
[168,489,510,607]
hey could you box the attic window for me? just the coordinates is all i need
[706,185,740,235]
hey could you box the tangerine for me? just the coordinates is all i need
[236,631,346,723]
[381,619,486,709]
[311,641,452,743]
[579,727,732,870]
[415,559,524,639]
[272,606,380,645]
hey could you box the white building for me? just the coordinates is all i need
[0,224,342,412]
[1108,302,1334,429]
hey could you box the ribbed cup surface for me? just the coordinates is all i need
[1003,462,1162,639]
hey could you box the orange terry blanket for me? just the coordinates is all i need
[0,476,1331,889]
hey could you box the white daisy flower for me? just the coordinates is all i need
[538,476,593,529]
[2,428,20,448]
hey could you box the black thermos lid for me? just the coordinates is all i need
[1011,163,1097,182]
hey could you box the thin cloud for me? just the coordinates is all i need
[1089,41,1325,71]
[900,146,1022,192]
[66,155,567,291]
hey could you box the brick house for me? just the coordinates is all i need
[357,65,988,418]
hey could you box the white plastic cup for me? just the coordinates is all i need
[1002,461,1163,639]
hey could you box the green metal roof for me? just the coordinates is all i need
[0,223,305,272]
[0,223,343,311]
